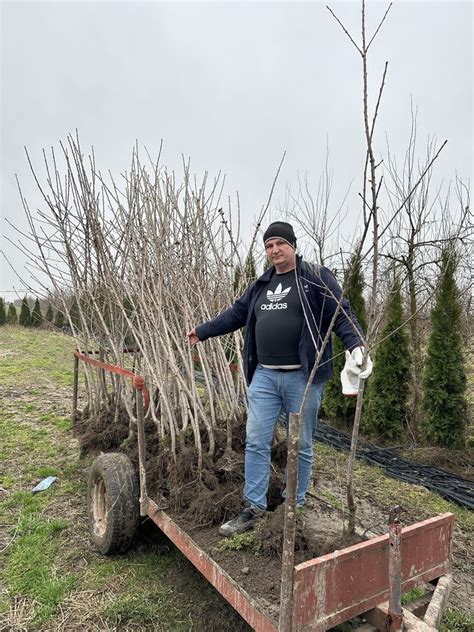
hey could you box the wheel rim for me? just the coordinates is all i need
[92,477,108,537]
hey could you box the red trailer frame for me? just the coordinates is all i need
[74,352,454,631]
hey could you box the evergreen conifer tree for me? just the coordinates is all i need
[19,296,31,327]
[322,253,367,423]
[122,297,135,347]
[0,298,5,325]
[54,309,65,329]
[244,251,257,283]
[70,297,81,330]
[45,304,54,323]
[7,303,17,324]
[422,250,467,448]
[31,298,43,327]
[362,279,411,441]
[233,264,242,295]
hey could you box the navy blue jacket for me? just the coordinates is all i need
[196,255,365,384]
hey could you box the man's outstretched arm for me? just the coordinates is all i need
[187,284,253,344]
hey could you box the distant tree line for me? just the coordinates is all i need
[0,296,65,330]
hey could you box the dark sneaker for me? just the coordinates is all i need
[219,505,265,536]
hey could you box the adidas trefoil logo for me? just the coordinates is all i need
[261,283,291,310]
[267,283,291,303]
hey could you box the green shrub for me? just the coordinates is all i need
[0,297,6,325]
[69,297,81,331]
[19,296,31,327]
[322,252,367,424]
[7,302,18,324]
[54,309,65,329]
[422,250,467,448]
[31,298,43,327]
[363,279,411,440]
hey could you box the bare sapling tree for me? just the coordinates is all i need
[327,0,448,535]
[283,143,353,267]
[12,137,243,471]
[327,0,393,536]
[383,105,472,439]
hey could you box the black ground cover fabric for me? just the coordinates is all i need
[314,422,474,510]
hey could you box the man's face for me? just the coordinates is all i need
[265,238,296,271]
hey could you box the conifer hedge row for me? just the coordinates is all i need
[0,297,62,330]
[320,248,468,450]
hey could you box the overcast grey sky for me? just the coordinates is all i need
[1,1,472,299]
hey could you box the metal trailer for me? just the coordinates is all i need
[73,351,454,632]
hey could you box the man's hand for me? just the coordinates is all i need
[340,346,373,396]
[187,328,201,346]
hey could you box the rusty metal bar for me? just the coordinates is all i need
[78,347,140,355]
[387,505,404,631]
[134,375,148,516]
[74,350,150,410]
[72,353,79,424]
[279,411,300,632]
[424,573,453,629]
[74,349,150,512]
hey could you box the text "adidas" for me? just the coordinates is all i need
[261,303,287,310]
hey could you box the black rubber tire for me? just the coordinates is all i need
[87,452,139,555]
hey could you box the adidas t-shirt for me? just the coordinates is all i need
[254,270,303,366]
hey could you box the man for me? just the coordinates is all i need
[187,221,370,536]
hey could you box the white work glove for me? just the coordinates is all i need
[340,346,373,396]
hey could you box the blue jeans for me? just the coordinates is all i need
[244,365,325,509]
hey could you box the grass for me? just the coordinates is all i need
[314,442,474,531]
[98,552,193,630]
[0,324,472,631]
[401,586,425,605]
[102,594,165,626]
[6,513,74,624]
[0,326,75,386]
[440,609,474,632]
[217,531,256,552]
[0,413,80,625]
[319,488,345,512]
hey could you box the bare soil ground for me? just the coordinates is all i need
[176,499,365,623]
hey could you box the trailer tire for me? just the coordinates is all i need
[87,452,139,555]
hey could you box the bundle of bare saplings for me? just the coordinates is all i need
[21,137,312,550]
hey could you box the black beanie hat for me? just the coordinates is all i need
[263,221,297,248]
